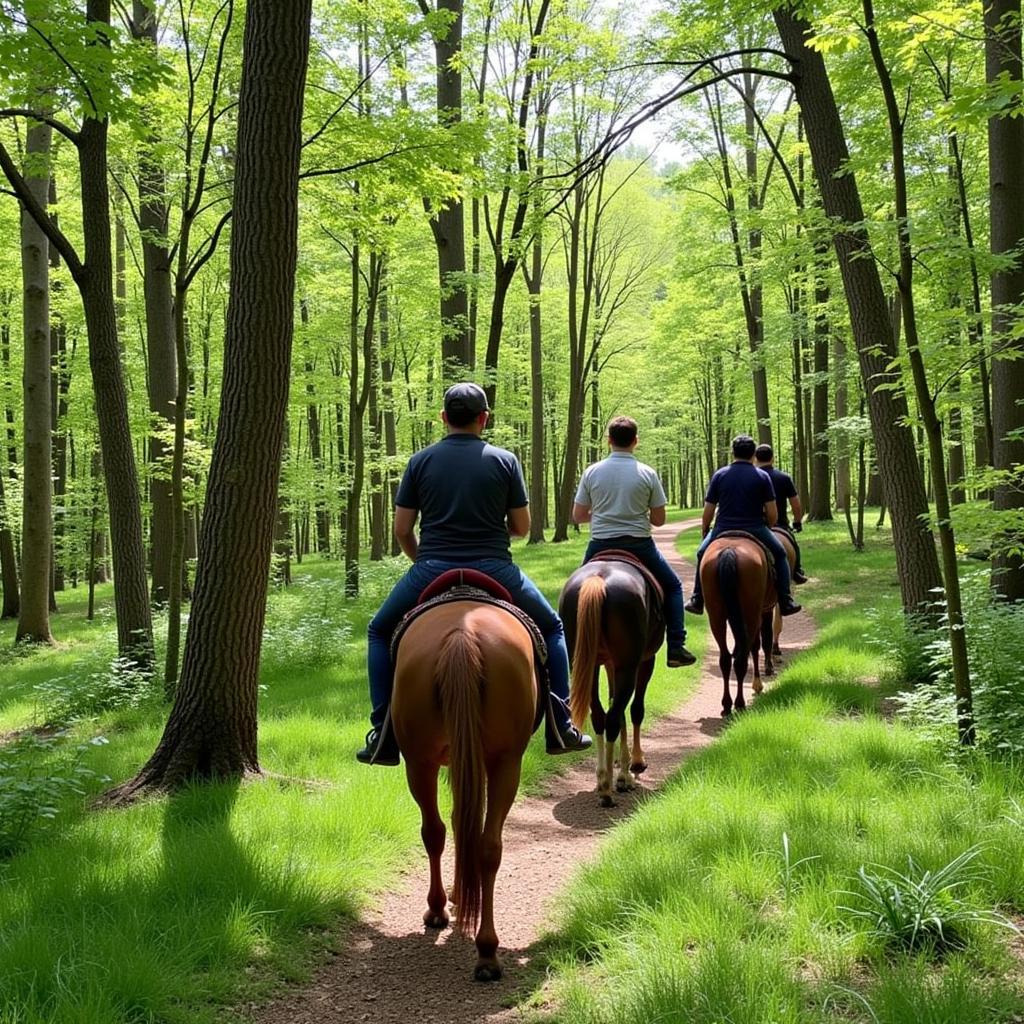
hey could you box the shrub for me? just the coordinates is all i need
[33,657,159,726]
[0,734,109,857]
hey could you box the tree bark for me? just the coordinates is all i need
[774,4,942,613]
[986,0,1024,601]
[809,238,832,519]
[0,454,17,619]
[132,0,177,606]
[108,0,312,796]
[16,117,53,644]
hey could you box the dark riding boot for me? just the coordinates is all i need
[779,596,802,617]
[667,644,697,667]
[355,724,401,766]
[684,594,704,615]
[793,568,808,584]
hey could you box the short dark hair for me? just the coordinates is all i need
[732,434,756,459]
[607,416,638,448]
[755,444,774,463]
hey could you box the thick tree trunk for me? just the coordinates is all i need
[0,470,17,618]
[109,0,312,797]
[527,238,545,543]
[833,331,851,512]
[132,0,177,606]
[774,5,942,613]
[16,119,53,644]
[986,0,1024,601]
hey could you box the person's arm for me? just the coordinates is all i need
[764,499,779,527]
[649,505,667,527]
[393,505,419,561]
[649,471,668,528]
[790,495,804,529]
[572,502,592,524]
[508,505,531,537]
[701,501,715,537]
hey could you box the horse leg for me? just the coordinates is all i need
[734,632,750,713]
[592,668,611,803]
[405,759,449,929]
[608,665,638,797]
[755,612,772,692]
[474,756,521,982]
[773,605,783,657]
[629,659,654,776]
[718,647,733,716]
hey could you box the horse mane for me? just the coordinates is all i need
[436,627,486,933]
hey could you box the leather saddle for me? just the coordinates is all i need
[587,549,665,607]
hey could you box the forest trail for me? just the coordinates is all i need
[248,520,817,1024]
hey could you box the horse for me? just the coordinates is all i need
[754,527,799,682]
[559,559,664,807]
[701,535,771,715]
[390,600,537,982]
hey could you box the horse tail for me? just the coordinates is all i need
[436,627,486,934]
[717,547,747,662]
[570,575,606,729]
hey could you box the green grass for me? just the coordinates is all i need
[0,523,702,1024]
[534,520,1024,1024]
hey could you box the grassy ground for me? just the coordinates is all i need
[0,519,702,1024]
[532,520,1024,1023]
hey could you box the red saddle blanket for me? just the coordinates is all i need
[418,567,512,605]
[587,550,664,605]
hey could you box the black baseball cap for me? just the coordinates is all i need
[443,382,489,417]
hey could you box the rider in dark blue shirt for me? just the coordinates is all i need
[755,444,808,584]
[357,383,592,766]
[684,434,801,616]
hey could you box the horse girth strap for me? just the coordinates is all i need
[712,531,777,582]
[390,585,549,666]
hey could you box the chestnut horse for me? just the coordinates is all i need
[701,536,770,715]
[391,601,536,982]
[560,560,664,807]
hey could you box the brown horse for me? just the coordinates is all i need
[754,527,798,684]
[701,536,770,715]
[391,601,537,981]
[560,560,664,807]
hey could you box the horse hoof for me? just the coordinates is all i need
[721,707,732,718]
[735,702,746,713]
[753,679,764,694]
[424,911,449,929]
[600,794,615,808]
[772,645,782,657]
[474,962,502,983]
[630,761,647,775]
[615,778,633,793]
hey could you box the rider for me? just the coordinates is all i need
[754,443,808,585]
[357,382,592,766]
[683,434,802,617]
[572,415,697,668]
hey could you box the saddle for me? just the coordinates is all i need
[389,569,550,735]
[712,530,777,583]
[587,550,665,607]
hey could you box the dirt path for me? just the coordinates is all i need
[248,520,817,1024]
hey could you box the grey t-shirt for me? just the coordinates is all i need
[574,452,668,539]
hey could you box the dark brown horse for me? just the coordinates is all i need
[752,527,799,686]
[702,536,770,715]
[390,601,537,981]
[560,560,664,807]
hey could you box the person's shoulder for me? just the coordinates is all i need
[636,460,659,477]
[482,440,519,463]
[755,465,774,484]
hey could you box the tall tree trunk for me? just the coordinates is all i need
[132,0,177,606]
[834,330,851,512]
[109,0,312,797]
[774,4,942,613]
[17,118,53,644]
[986,0,1024,602]
[809,240,832,519]
[0,433,17,619]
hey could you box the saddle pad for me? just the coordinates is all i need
[712,531,777,582]
[418,567,513,605]
[587,549,665,604]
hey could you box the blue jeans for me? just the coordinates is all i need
[691,524,792,601]
[583,536,686,647]
[367,558,572,735]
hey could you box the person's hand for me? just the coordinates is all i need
[793,520,803,533]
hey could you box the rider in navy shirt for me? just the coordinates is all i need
[357,383,592,766]
[684,434,801,616]
[755,443,808,584]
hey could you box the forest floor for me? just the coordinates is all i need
[246,520,817,1024]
